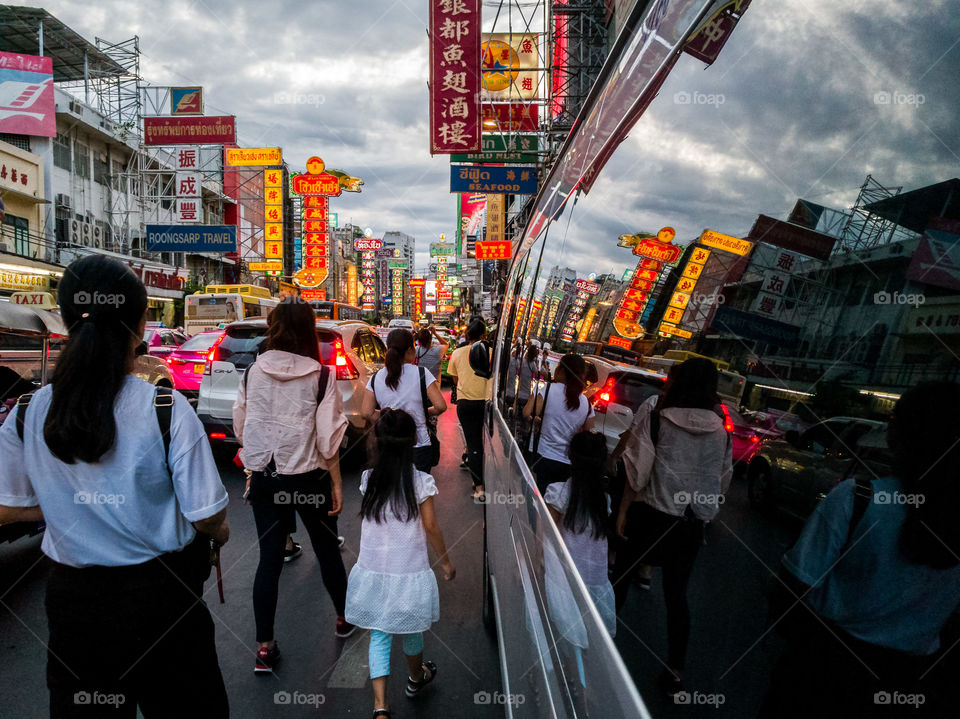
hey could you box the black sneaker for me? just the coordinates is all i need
[283,542,302,563]
[254,642,281,673]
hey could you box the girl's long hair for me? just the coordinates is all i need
[557,353,587,411]
[565,431,609,540]
[890,382,960,569]
[660,358,720,411]
[44,255,147,464]
[360,409,420,523]
[266,297,320,363]
[525,344,539,363]
[384,329,414,390]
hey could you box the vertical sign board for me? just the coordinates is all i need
[658,247,711,337]
[0,52,55,137]
[561,279,600,341]
[486,193,505,246]
[263,169,284,264]
[429,0,482,154]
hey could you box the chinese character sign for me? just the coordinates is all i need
[429,0,481,154]
[613,259,665,339]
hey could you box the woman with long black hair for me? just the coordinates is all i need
[0,255,230,717]
[609,357,732,696]
[362,329,446,473]
[759,381,960,718]
[234,297,353,673]
[522,353,595,494]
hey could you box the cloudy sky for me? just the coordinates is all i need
[21,0,959,277]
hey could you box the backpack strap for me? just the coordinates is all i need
[154,386,174,472]
[532,381,552,455]
[15,392,33,442]
[419,365,430,415]
[371,368,381,409]
[846,474,873,546]
[317,364,330,404]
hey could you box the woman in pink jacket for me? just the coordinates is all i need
[233,298,353,674]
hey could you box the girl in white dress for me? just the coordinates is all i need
[345,409,456,719]
[544,431,616,686]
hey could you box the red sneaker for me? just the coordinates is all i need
[335,616,357,638]
[254,642,280,673]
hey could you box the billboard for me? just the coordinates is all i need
[429,0,481,154]
[480,103,538,132]
[711,305,801,349]
[458,193,486,249]
[0,51,55,137]
[450,165,537,194]
[145,225,237,253]
[225,147,282,166]
[907,230,960,292]
[170,87,203,115]
[475,240,511,260]
[144,116,236,145]
[481,34,539,101]
[746,214,836,261]
[683,0,752,66]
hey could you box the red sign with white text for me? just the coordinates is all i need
[429,0,481,154]
[0,52,55,137]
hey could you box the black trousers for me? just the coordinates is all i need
[250,466,348,642]
[612,501,703,670]
[530,455,572,495]
[46,537,228,718]
[457,400,485,488]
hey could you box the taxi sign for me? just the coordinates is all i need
[10,291,57,309]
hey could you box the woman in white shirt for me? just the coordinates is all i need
[363,329,446,473]
[523,353,595,494]
[0,255,230,717]
[345,409,455,719]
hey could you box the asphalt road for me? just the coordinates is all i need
[0,392,501,718]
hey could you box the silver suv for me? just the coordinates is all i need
[581,357,667,455]
[196,319,385,456]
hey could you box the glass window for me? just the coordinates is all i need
[93,154,109,185]
[74,142,90,179]
[362,332,385,364]
[219,327,268,369]
[318,329,345,365]
[800,420,848,454]
[160,331,180,347]
[179,332,221,352]
[3,214,29,256]
[53,133,71,170]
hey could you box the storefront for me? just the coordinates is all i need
[127,261,187,326]
[0,252,64,300]
[0,141,47,258]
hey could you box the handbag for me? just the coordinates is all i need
[419,366,441,468]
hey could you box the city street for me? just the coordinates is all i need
[0,386,816,719]
[0,393,502,718]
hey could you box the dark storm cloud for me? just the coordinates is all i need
[18,0,959,275]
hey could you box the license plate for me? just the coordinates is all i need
[193,363,205,373]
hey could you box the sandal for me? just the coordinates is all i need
[405,660,438,698]
[373,710,391,718]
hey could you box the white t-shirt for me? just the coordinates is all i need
[534,382,594,464]
[367,364,437,448]
[0,376,229,568]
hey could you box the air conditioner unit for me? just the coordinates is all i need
[70,219,93,247]
[0,242,10,253]
[92,225,103,249]
[56,193,72,209]
[68,100,83,116]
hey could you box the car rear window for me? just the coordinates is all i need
[180,332,221,352]
[219,326,267,369]
[611,373,663,411]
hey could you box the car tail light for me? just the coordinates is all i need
[593,377,616,413]
[720,404,734,433]
[333,339,359,380]
[750,435,760,443]
[204,333,226,376]
[209,432,227,440]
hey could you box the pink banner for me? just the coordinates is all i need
[0,52,55,137]
[429,0,481,154]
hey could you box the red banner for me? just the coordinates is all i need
[429,0,481,154]
[144,116,236,146]
[475,240,511,260]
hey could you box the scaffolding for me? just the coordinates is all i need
[836,174,908,253]
[549,0,608,131]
